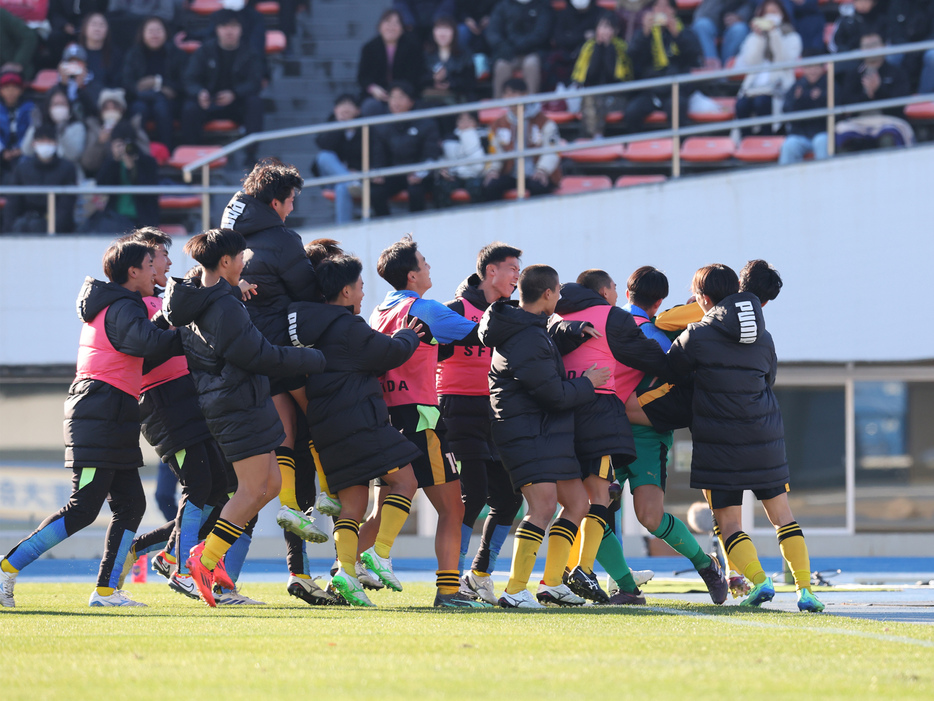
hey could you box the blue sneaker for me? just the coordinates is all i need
[740,577,775,608]
[797,588,825,613]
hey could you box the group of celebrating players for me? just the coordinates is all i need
[0,158,824,613]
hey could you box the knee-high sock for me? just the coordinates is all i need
[276,447,298,509]
[651,512,710,570]
[566,528,583,571]
[505,520,545,595]
[542,518,578,587]
[577,505,608,574]
[724,531,766,585]
[777,521,812,592]
[334,518,360,574]
[596,524,637,593]
[374,494,412,558]
[309,440,335,499]
[200,518,244,570]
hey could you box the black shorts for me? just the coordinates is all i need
[269,374,307,397]
[708,484,789,510]
[379,405,459,489]
[641,383,693,433]
[578,455,617,482]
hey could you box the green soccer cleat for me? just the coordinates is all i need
[740,577,775,608]
[315,492,342,517]
[276,505,329,543]
[797,588,825,613]
[330,569,376,607]
[360,547,402,591]
[434,589,493,609]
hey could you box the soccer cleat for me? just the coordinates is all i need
[151,551,177,580]
[169,573,200,600]
[276,505,329,543]
[330,569,376,607]
[697,555,729,605]
[565,566,610,604]
[740,577,775,608]
[315,492,342,517]
[212,557,235,591]
[729,571,751,598]
[214,586,266,606]
[631,569,655,588]
[116,542,137,589]
[434,589,492,608]
[462,570,498,605]
[1,567,17,608]
[606,587,646,606]
[88,589,147,607]
[287,575,337,606]
[797,588,825,613]
[355,561,385,590]
[360,547,402,592]
[325,580,351,606]
[185,554,217,607]
[536,581,586,607]
[498,589,544,609]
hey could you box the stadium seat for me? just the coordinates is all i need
[29,69,59,93]
[322,189,337,202]
[542,110,578,124]
[596,1,617,8]
[256,1,279,15]
[563,139,626,163]
[905,102,934,121]
[645,110,668,125]
[479,107,507,124]
[735,136,785,163]
[615,175,666,188]
[625,138,673,162]
[555,175,613,195]
[676,0,703,8]
[190,0,222,15]
[179,39,202,54]
[605,111,624,123]
[680,137,735,162]
[266,30,287,55]
[688,97,736,123]
[168,145,228,169]
[160,224,189,236]
[204,119,239,133]
[159,195,202,210]
[725,57,745,82]
[450,188,472,203]
[503,189,529,200]
[149,142,170,166]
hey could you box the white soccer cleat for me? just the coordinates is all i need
[276,505,329,543]
[536,582,586,607]
[631,569,655,588]
[315,492,342,517]
[88,589,147,607]
[215,587,266,605]
[463,570,499,605]
[168,573,200,600]
[1,567,17,608]
[355,561,385,590]
[498,589,544,609]
[287,574,337,606]
[330,569,376,607]
[360,547,402,592]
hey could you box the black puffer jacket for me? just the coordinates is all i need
[65,279,181,470]
[139,373,212,462]
[479,301,595,488]
[288,301,422,492]
[555,283,673,463]
[667,292,788,491]
[220,191,319,346]
[163,277,326,462]
[486,0,555,62]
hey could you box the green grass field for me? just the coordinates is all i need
[2,582,933,700]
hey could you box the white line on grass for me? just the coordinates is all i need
[645,607,934,648]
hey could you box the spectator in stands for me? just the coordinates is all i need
[830,0,887,56]
[422,15,476,103]
[692,0,756,69]
[55,43,97,120]
[123,15,186,150]
[370,81,440,216]
[21,85,87,166]
[92,120,158,229]
[572,12,633,139]
[0,8,39,81]
[885,0,934,94]
[193,0,269,81]
[455,0,498,56]
[107,0,178,52]
[622,0,702,132]
[734,0,801,136]
[394,0,457,48]
[0,68,33,181]
[778,51,828,164]
[483,77,560,201]
[487,0,555,98]
[435,110,485,207]
[836,31,914,151]
[48,0,110,64]
[357,9,424,117]
[547,0,602,91]
[181,10,263,161]
[314,94,362,225]
[79,12,122,103]
[80,87,149,178]
[2,123,78,233]
[784,0,824,52]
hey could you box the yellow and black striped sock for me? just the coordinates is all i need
[505,520,545,595]
[201,518,244,570]
[777,521,811,592]
[565,528,583,572]
[308,440,336,499]
[724,531,766,585]
[334,518,360,574]
[374,494,412,558]
[542,518,578,587]
[276,447,298,509]
[436,570,460,595]
[577,505,609,575]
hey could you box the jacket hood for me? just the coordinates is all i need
[220,192,285,236]
[163,276,236,327]
[478,300,546,347]
[455,273,498,311]
[555,283,609,315]
[704,291,765,345]
[287,301,348,347]
[76,277,142,323]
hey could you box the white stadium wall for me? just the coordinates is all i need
[1,145,932,366]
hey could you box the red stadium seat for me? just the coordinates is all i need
[615,175,666,187]
[596,1,617,9]
[149,142,171,166]
[322,189,336,202]
[256,1,279,15]
[605,111,624,123]
[625,138,673,162]
[168,145,228,169]
[159,195,202,210]
[905,102,934,121]
[725,56,745,82]
[676,0,703,8]
[555,175,613,195]
[735,136,785,163]
[479,107,507,124]
[160,224,189,236]
[204,119,239,133]
[450,188,472,203]
[689,97,736,123]
[542,110,579,124]
[265,30,287,55]
[179,39,202,54]
[563,139,626,163]
[30,69,59,93]
[645,110,668,125]
[190,0,222,16]
[680,137,735,162]
[503,189,529,200]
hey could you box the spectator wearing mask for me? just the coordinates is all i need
[80,88,149,178]
[571,12,633,138]
[357,9,424,116]
[734,0,801,136]
[0,8,39,82]
[435,110,485,207]
[422,16,476,103]
[0,68,33,180]
[21,85,87,166]
[623,0,702,132]
[547,0,603,91]
[487,0,555,98]
[94,120,159,229]
[3,123,78,233]
[370,81,440,216]
[692,0,757,68]
[885,0,934,94]
[314,94,363,225]
[778,53,829,164]
[122,15,186,149]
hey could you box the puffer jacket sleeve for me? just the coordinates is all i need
[278,235,320,302]
[548,318,591,356]
[665,327,696,385]
[105,298,182,363]
[353,321,420,375]
[606,307,673,380]
[513,331,595,411]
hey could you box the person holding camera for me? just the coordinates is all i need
[93,121,159,231]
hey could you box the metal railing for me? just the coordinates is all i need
[3,40,933,234]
